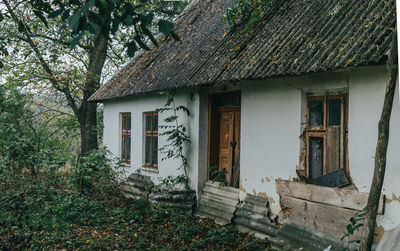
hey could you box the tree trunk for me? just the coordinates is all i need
[79,34,109,156]
[359,29,398,251]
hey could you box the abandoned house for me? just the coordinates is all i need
[90,0,399,248]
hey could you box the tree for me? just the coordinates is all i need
[0,0,187,156]
[359,29,398,250]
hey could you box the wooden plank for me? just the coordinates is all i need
[276,180,385,214]
[326,127,340,174]
[279,195,362,240]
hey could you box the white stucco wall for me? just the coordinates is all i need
[237,65,400,232]
[102,89,202,192]
[238,69,350,213]
[239,81,302,213]
[348,66,400,231]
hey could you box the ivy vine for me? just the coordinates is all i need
[157,91,191,189]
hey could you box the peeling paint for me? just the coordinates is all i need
[374,224,385,243]
[261,178,264,183]
[386,193,400,204]
[251,189,276,204]
[239,183,246,193]
[266,177,271,182]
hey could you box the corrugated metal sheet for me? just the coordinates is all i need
[90,0,395,102]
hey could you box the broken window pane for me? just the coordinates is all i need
[329,99,341,126]
[309,137,323,179]
[309,100,324,127]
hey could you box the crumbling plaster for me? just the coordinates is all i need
[237,65,400,233]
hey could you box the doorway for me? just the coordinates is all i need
[208,91,241,188]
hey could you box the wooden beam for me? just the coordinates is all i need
[276,180,385,214]
[279,195,362,240]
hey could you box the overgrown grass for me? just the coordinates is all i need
[0,150,272,250]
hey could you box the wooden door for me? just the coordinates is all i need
[218,107,240,185]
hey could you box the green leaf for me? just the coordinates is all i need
[48,9,64,19]
[134,35,149,50]
[142,26,158,47]
[70,32,84,49]
[171,31,180,41]
[347,224,354,234]
[62,9,70,21]
[88,22,100,35]
[111,18,120,34]
[17,21,25,33]
[127,41,137,57]
[158,20,174,35]
[81,0,96,16]
[124,15,133,26]
[352,223,364,232]
[33,10,48,27]
[69,10,82,32]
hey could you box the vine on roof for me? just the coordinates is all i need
[223,0,271,31]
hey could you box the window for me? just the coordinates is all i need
[144,112,158,168]
[121,113,131,163]
[306,95,348,180]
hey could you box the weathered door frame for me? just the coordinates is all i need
[207,91,241,187]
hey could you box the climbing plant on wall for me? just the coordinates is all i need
[157,91,191,188]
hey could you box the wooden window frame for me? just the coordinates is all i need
[121,113,131,164]
[306,94,349,179]
[144,112,158,169]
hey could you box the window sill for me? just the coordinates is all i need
[141,166,159,174]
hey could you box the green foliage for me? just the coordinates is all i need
[341,207,366,251]
[70,148,125,201]
[0,156,272,250]
[0,84,77,174]
[224,0,271,31]
[157,91,191,188]
[208,165,228,185]
[155,174,188,192]
[29,0,188,56]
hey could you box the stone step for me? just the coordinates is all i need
[195,205,234,225]
[199,193,239,206]
[205,181,241,194]
[233,213,278,237]
[198,197,237,214]
[123,181,150,191]
[121,185,147,196]
[202,186,239,201]
[149,191,196,203]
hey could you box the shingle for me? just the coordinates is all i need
[89,0,395,102]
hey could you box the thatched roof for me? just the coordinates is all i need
[90,0,395,102]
